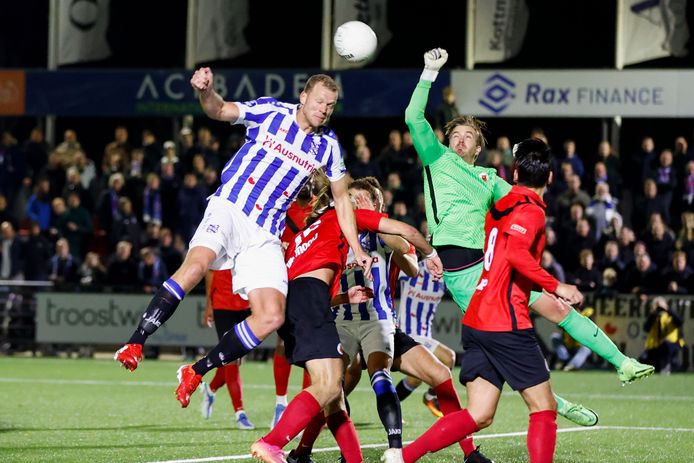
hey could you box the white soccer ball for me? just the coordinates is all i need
[333,21,378,63]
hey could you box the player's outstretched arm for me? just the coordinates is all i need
[380,234,418,277]
[404,48,449,167]
[377,217,442,280]
[190,67,240,123]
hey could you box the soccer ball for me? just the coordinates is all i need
[333,21,377,63]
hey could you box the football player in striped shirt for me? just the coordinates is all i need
[115,71,374,379]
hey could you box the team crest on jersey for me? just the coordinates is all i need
[206,224,220,234]
[479,172,489,182]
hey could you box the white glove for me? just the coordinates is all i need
[421,48,448,82]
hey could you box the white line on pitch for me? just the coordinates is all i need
[143,426,694,463]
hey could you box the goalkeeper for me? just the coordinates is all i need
[405,48,653,398]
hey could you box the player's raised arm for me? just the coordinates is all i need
[376,217,442,280]
[190,67,241,123]
[404,48,449,167]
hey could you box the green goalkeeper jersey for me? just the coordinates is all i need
[405,79,511,250]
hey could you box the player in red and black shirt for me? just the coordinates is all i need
[175,172,443,463]
[198,269,256,429]
[402,139,583,463]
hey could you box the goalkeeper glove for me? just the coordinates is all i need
[421,48,448,82]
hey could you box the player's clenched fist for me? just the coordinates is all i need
[424,48,448,71]
[190,67,213,93]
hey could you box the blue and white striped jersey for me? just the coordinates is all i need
[397,261,446,338]
[213,97,346,237]
[334,232,394,322]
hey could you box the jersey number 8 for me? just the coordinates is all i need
[483,227,499,271]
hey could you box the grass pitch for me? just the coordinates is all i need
[0,356,692,462]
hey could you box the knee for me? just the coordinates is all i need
[430,362,452,387]
[444,349,456,369]
[470,411,494,430]
[253,299,286,329]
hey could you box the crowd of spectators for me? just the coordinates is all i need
[0,120,693,297]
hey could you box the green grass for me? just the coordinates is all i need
[0,357,692,462]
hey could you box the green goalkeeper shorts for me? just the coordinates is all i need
[444,261,542,315]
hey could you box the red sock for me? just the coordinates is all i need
[527,410,557,463]
[434,379,474,456]
[209,366,226,392]
[433,378,462,415]
[302,369,312,389]
[326,410,363,463]
[273,352,291,396]
[403,409,478,463]
[263,391,321,448]
[225,363,243,412]
[294,412,325,456]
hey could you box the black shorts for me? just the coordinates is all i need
[277,277,343,368]
[458,325,550,391]
[213,308,252,341]
[390,328,421,373]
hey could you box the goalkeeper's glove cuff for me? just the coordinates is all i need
[420,69,439,82]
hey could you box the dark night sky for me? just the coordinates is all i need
[1,0,693,161]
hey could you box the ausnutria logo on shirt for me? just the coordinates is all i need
[261,134,317,172]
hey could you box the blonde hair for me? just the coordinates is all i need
[444,116,487,148]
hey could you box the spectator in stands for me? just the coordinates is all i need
[25,179,52,232]
[79,252,107,290]
[63,193,93,259]
[662,250,693,294]
[159,159,180,231]
[634,179,670,232]
[618,226,636,267]
[391,200,417,228]
[648,148,677,215]
[596,140,622,198]
[561,139,585,180]
[110,197,141,253]
[641,296,684,374]
[73,150,96,193]
[385,171,408,204]
[177,173,207,245]
[178,126,195,160]
[556,174,590,223]
[22,127,49,183]
[552,307,595,371]
[550,161,574,196]
[142,172,163,227]
[633,135,657,193]
[158,227,183,274]
[623,252,657,294]
[350,132,368,163]
[596,268,619,298]
[96,173,125,232]
[106,240,138,292]
[541,250,566,283]
[23,221,52,281]
[104,126,132,173]
[141,129,162,174]
[49,238,80,289]
[128,148,146,179]
[191,153,207,182]
[101,146,128,182]
[138,247,168,294]
[202,166,220,197]
[62,166,93,212]
[682,161,694,213]
[160,140,181,174]
[38,152,65,199]
[376,129,404,178]
[0,221,24,281]
[433,85,458,132]
[54,129,82,168]
[598,240,625,274]
[564,218,595,273]
[348,145,381,180]
[586,182,620,241]
[677,211,694,263]
[486,149,511,181]
[143,221,161,249]
[644,219,676,270]
[0,195,16,230]
[569,249,601,292]
[496,135,514,168]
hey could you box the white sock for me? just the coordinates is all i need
[276,395,288,406]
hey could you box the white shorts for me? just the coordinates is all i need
[410,334,441,353]
[336,318,395,362]
[189,197,288,297]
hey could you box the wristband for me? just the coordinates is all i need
[420,69,439,82]
[424,248,438,260]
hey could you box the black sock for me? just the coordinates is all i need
[371,370,402,448]
[192,319,260,376]
[395,378,416,402]
[128,280,184,344]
